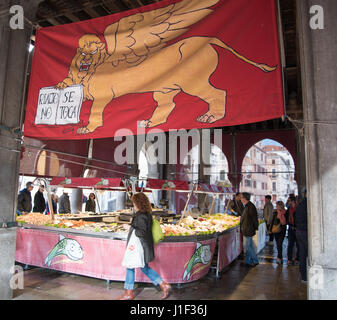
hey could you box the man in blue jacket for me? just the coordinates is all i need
[17,182,33,215]
[294,189,308,282]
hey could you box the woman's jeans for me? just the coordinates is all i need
[124,263,163,290]
[243,236,259,265]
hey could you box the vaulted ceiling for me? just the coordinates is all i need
[30,0,303,133]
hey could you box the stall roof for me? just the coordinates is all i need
[49,177,125,190]
[195,183,234,194]
[146,179,190,192]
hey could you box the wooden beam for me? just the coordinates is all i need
[82,6,101,18]
[63,12,81,22]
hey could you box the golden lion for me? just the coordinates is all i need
[55,0,276,134]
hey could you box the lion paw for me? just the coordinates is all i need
[138,120,153,128]
[77,127,91,135]
[197,112,224,124]
[55,81,68,89]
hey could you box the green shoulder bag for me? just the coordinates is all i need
[152,218,164,244]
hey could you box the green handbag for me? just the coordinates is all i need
[152,218,164,244]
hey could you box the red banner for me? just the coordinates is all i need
[24,0,283,140]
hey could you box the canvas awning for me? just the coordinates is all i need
[49,177,125,190]
[194,183,234,194]
[146,179,190,192]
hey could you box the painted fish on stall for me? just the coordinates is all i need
[44,234,84,267]
[182,242,212,281]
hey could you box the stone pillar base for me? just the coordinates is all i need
[308,265,337,300]
[0,228,17,300]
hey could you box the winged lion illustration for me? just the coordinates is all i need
[55,0,277,134]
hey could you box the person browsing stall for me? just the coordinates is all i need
[240,192,259,267]
[17,182,33,215]
[33,185,46,213]
[118,192,171,300]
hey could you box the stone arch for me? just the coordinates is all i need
[235,130,297,189]
[239,137,298,209]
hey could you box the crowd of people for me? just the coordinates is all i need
[228,190,308,283]
[16,182,96,215]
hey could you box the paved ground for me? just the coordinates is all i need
[13,238,307,300]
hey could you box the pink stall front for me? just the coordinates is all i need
[16,225,220,284]
[15,178,241,284]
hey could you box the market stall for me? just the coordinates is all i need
[193,183,241,275]
[15,178,241,284]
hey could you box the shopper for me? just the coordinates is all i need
[272,201,287,264]
[58,191,71,214]
[286,196,299,265]
[85,193,96,213]
[33,185,46,213]
[118,192,171,300]
[17,182,33,215]
[227,192,244,216]
[263,195,274,242]
[240,192,259,267]
[294,189,308,283]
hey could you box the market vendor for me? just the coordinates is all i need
[227,192,244,216]
[17,182,33,215]
[85,193,96,213]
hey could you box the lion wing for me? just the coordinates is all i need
[104,0,219,66]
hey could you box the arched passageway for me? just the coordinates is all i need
[240,139,298,210]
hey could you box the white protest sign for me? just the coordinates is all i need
[35,85,83,125]
[35,87,59,125]
[56,85,83,125]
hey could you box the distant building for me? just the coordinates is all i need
[264,145,297,205]
[240,142,268,210]
[240,143,298,210]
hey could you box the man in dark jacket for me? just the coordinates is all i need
[33,185,46,213]
[294,189,308,282]
[240,192,259,267]
[17,182,33,215]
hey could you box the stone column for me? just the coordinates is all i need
[0,0,42,299]
[297,0,337,299]
[295,132,307,201]
[198,129,211,211]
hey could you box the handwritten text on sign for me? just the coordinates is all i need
[35,85,83,125]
